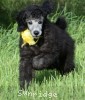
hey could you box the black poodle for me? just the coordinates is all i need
[16,0,75,89]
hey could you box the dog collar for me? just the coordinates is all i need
[20,29,39,47]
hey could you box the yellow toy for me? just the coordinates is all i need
[21,29,36,47]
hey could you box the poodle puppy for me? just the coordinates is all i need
[16,0,75,89]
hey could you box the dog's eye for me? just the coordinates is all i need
[28,21,32,25]
[38,21,43,24]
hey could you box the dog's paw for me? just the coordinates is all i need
[33,56,45,70]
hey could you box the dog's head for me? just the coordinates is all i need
[16,0,54,38]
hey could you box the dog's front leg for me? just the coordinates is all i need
[33,37,58,69]
[19,57,33,90]
[19,42,35,89]
[33,53,57,70]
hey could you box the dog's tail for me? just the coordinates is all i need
[56,17,67,30]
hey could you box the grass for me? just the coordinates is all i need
[0,0,85,27]
[0,14,85,100]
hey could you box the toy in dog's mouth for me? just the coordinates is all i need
[21,29,39,47]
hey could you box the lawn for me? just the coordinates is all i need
[0,14,85,100]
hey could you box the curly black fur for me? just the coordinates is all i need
[16,0,75,89]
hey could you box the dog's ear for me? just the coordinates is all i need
[16,10,27,32]
[56,17,67,30]
[41,0,55,16]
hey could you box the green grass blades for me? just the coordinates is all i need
[0,16,85,100]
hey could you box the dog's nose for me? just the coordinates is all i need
[34,31,39,36]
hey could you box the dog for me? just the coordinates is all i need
[16,0,75,89]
